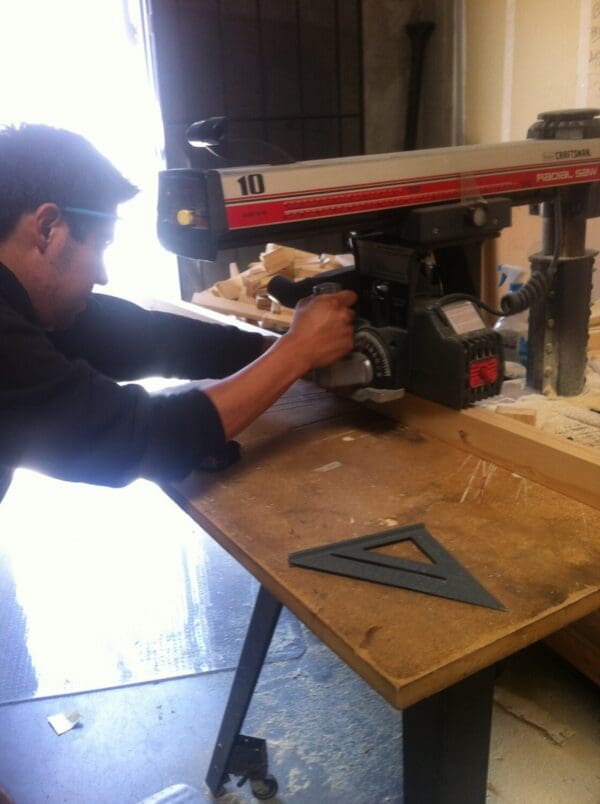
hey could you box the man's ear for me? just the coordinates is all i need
[34,203,63,252]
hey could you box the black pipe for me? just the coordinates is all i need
[404,21,435,151]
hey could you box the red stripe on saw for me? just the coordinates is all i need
[224,156,600,204]
[225,163,600,230]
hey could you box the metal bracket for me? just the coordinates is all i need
[226,734,268,786]
[350,386,405,403]
[289,523,506,611]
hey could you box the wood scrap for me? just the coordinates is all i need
[194,242,353,328]
[293,261,329,279]
[192,289,293,327]
[495,405,537,426]
[214,276,243,300]
[260,245,295,275]
[588,299,600,352]
[240,264,268,298]
[255,289,272,311]
[282,245,320,262]
[588,327,600,351]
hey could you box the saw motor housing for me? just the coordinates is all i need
[267,200,508,408]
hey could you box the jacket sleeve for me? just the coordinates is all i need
[48,293,266,381]
[0,307,229,487]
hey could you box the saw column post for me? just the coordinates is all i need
[527,186,596,396]
[526,108,600,396]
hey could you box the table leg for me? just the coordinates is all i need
[402,664,496,804]
[205,584,282,796]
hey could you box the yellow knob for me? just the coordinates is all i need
[176,209,195,226]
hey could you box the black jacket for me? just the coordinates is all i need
[0,262,264,498]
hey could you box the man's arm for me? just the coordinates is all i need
[0,299,229,487]
[205,290,356,439]
[48,293,268,381]
[1,289,355,488]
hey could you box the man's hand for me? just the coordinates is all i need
[284,289,357,372]
[205,288,358,441]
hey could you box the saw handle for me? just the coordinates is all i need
[267,267,358,308]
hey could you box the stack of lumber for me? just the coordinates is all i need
[192,244,352,329]
[547,296,600,685]
[589,299,600,353]
[546,611,600,686]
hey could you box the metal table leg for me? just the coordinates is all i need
[402,664,496,804]
[205,584,282,797]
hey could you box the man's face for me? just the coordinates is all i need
[40,219,114,330]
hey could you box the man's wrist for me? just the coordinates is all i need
[272,331,312,380]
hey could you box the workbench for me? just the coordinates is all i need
[165,381,600,803]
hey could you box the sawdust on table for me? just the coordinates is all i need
[478,358,600,448]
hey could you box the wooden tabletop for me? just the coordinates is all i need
[166,382,600,709]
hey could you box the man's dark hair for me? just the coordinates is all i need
[0,124,139,242]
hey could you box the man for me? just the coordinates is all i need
[0,124,356,499]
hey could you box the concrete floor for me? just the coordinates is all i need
[0,474,598,804]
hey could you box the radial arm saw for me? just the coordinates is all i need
[157,109,600,409]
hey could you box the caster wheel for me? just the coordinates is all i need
[250,774,278,800]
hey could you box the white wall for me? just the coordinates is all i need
[465,1,600,289]
[465,0,589,145]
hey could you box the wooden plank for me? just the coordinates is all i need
[589,328,600,350]
[192,288,293,327]
[546,610,600,686]
[495,405,537,425]
[166,383,600,709]
[375,394,600,511]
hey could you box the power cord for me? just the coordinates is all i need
[432,191,562,319]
